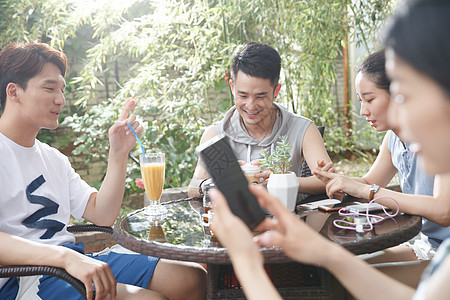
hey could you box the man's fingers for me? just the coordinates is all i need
[321,162,334,172]
[107,269,117,300]
[83,280,94,300]
[317,160,325,167]
[238,160,246,166]
[255,170,271,181]
[127,114,137,126]
[92,276,105,299]
[118,98,137,121]
[250,160,261,166]
[312,168,337,179]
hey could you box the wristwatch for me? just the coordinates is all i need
[369,184,380,200]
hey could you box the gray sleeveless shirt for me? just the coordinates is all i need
[214,103,312,176]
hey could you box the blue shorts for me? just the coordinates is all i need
[0,242,159,300]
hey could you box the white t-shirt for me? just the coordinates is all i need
[0,132,96,289]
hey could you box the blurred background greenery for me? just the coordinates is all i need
[0,0,395,196]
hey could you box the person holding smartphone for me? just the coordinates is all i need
[209,0,450,299]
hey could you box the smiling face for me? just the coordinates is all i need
[15,62,66,132]
[356,72,391,132]
[386,49,450,175]
[230,71,280,134]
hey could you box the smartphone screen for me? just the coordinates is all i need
[196,134,266,230]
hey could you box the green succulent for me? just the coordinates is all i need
[259,135,292,174]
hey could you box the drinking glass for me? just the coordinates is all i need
[148,220,167,243]
[202,183,215,235]
[140,152,168,217]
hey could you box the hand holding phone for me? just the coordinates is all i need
[196,134,266,230]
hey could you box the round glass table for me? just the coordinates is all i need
[113,196,421,299]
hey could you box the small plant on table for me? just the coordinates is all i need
[260,135,292,174]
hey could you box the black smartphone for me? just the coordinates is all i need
[196,134,266,230]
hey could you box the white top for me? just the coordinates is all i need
[0,133,96,289]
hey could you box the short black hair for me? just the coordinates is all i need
[231,42,281,88]
[357,49,390,94]
[384,0,450,96]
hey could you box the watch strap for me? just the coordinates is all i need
[369,184,380,200]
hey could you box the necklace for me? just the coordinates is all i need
[259,109,274,141]
[242,108,275,141]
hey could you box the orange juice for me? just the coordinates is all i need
[149,224,166,242]
[141,163,165,201]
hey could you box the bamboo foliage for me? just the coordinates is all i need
[0,0,394,188]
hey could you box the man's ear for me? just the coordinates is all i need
[229,79,235,97]
[274,84,281,99]
[6,83,20,103]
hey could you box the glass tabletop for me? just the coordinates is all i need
[123,200,217,248]
[114,198,422,263]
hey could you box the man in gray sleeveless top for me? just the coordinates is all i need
[188,42,332,198]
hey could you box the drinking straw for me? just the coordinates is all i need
[127,123,145,157]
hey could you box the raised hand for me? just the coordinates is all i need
[108,98,143,157]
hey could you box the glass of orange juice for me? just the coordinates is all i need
[140,152,168,217]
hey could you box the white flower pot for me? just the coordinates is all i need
[267,172,299,212]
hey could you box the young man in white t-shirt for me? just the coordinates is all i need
[0,42,206,300]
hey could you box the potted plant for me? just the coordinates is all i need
[260,135,299,211]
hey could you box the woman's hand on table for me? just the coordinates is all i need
[312,169,368,199]
[250,186,335,266]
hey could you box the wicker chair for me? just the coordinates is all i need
[0,224,113,300]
